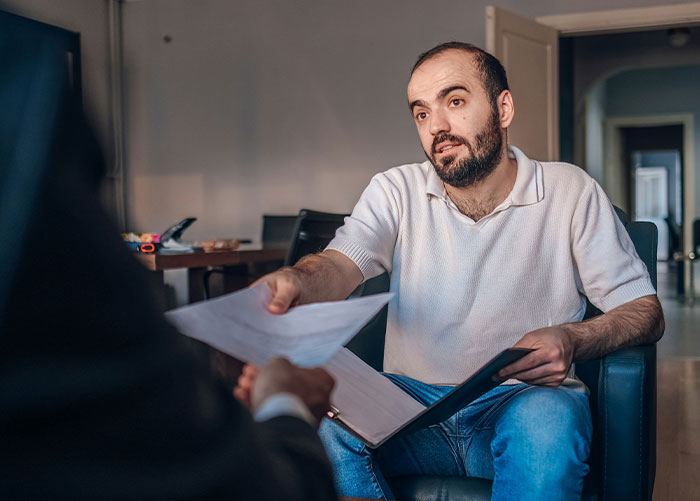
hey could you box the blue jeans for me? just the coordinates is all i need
[319,373,592,500]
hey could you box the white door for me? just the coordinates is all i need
[485,6,559,162]
[635,167,669,260]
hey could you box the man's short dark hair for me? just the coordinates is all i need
[411,41,509,104]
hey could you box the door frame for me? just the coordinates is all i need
[605,114,694,293]
[535,2,700,36]
[530,3,700,295]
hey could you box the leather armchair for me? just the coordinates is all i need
[348,219,658,500]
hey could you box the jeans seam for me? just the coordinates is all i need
[472,384,529,431]
[363,447,389,500]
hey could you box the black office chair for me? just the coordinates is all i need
[203,214,298,298]
[284,209,348,266]
[348,217,659,501]
[261,214,299,249]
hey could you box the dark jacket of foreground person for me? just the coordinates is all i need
[0,30,336,500]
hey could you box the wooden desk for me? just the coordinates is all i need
[136,248,287,304]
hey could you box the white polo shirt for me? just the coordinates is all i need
[327,146,656,387]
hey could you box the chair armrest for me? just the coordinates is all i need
[597,344,656,501]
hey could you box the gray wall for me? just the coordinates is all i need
[121,0,694,242]
[605,65,700,218]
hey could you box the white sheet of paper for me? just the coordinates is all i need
[166,284,393,367]
[324,348,426,446]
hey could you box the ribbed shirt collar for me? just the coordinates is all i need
[425,145,543,207]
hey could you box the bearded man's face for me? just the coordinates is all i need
[427,106,503,187]
[407,49,506,188]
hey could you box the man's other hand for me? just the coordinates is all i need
[497,326,575,387]
[235,357,335,423]
[250,268,302,314]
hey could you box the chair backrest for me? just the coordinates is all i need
[572,219,657,389]
[284,210,348,266]
[261,214,298,249]
[346,272,391,371]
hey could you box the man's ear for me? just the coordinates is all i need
[497,90,514,129]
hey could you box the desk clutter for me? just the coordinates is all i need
[121,232,161,253]
[122,217,248,254]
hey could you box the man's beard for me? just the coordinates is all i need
[426,109,504,188]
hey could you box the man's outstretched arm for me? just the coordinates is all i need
[251,249,364,313]
[499,295,664,387]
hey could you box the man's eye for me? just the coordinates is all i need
[450,98,464,107]
[415,112,428,121]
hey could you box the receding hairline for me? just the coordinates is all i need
[410,46,481,76]
[408,42,510,107]
[406,49,483,105]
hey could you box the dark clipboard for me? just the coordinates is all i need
[328,347,532,449]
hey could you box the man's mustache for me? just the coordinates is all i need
[431,132,469,156]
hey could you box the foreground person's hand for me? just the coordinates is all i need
[236,357,335,423]
[234,364,259,407]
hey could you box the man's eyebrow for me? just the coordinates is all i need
[408,99,427,113]
[438,85,469,100]
[408,85,470,112]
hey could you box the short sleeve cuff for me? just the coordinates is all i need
[597,277,657,312]
[326,239,380,280]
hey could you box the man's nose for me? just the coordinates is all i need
[429,109,450,136]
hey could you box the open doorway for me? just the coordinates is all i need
[622,124,684,262]
[562,29,699,298]
[486,4,700,298]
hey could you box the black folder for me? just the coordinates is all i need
[329,347,532,449]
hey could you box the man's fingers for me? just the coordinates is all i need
[249,269,301,314]
[507,360,570,386]
[268,289,296,314]
[498,352,547,378]
[507,362,557,382]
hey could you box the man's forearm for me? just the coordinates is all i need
[564,295,664,362]
[291,250,363,305]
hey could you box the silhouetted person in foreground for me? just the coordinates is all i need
[0,25,336,500]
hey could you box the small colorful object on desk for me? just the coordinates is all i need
[121,232,162,252]
[140,233,161,243]
[138,242,156,253]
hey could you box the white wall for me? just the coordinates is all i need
[121,0,697,242]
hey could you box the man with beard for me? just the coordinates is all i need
[248,42,664,500]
